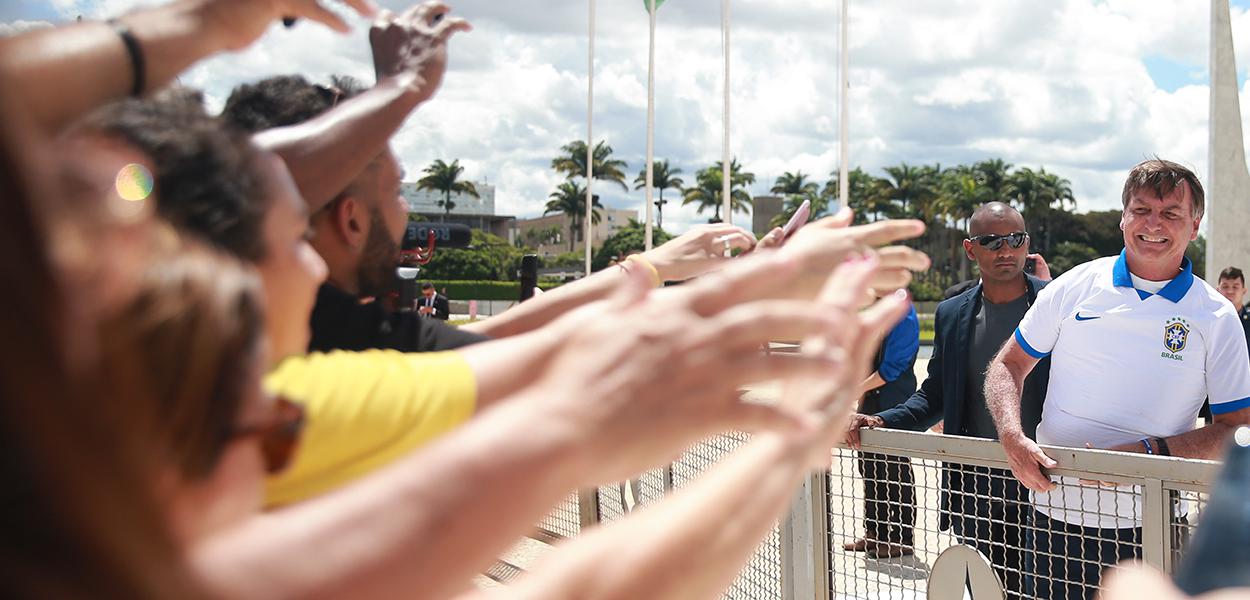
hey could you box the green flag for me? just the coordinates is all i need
[643,0,666,12]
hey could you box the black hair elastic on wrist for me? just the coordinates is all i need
[108,19,145,97]
[1155,436,1171,457]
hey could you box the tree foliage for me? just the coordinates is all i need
[591,219,675,271]
[634,159,684,230]
[415,159,479,221]
[682,159,754,223]
[544,181,604,252]
[552,140,630,191]
[420,229,525,281]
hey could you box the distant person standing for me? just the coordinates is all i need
[418,283,450,320]
[1217,267,1250,356]
[843,295,921,559]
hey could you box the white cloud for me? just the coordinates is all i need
[12,0,1250,234]
[0,19,52,36]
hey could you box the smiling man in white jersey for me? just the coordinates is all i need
[983,159,1250,600]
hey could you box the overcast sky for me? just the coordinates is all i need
[6,0,1250,233]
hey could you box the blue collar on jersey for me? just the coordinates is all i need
[1112,249,1194,303]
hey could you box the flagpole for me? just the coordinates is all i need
[721,0,732,226]
[645,0,657,250]
[838,0,849,212]
[586,0,595,277]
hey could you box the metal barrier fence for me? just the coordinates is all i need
[815,429,1216,600]
[535,428,1217,600]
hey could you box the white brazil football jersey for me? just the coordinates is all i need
[1014,251,1250,528]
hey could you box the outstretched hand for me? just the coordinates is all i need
[522,259,855,487]
[639,223,756,283]
[204,0,378,50]
[779,252,913,466]
[371,2,472,102]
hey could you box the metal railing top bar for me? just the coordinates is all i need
[844,428,1220,488]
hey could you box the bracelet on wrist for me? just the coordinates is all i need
[622,254,662,288]
[1139,438,1154,455]
[1154,436,1171,457]
[108,19,146,97]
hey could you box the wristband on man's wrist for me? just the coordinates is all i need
[108,19,146,97]
[1139,438,1155,455]
[1154,436,1171,457]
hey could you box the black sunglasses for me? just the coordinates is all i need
[969,231,1028,251]
[231,396,306,475]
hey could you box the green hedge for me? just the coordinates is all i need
[424,280,562,301]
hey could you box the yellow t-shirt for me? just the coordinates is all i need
[263,350,477,507]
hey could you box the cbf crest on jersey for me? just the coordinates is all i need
[1164,317,1191,356]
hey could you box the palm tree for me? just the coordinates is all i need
[770,190,829,228]
[545,181,604,252]
[633,159,685,229]
[972,158,1014,200]
[837,167,894,223]
[882,163,936,218]
[415,159,480,222]
[766,171,822,228]
[1034,167,1076,254]
[1009,167,1058,220]
[911,163,946,223]
[1037,168,1076,212]
[524,225,563,249]
[770,171,820,197]
[938,165,987,233]
[1008,166,1076,254]
[552,140,630,191]
[682,159,755,223]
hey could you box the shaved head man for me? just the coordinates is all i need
[846,201,1050,597]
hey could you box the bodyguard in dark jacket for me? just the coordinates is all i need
[845,202,1050,596]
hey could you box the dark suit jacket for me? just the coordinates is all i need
[874,275,1051,529]
[420,293,451,321]
[310,284,486,353]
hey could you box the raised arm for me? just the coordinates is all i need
[986,337,1055,491]
[0,0,374,134]
[192,256,859,600]
[480,254,910,600]
[461,223,757,339]
[497,433,825,600]
[256,3,471,212]
[465,216,931,340]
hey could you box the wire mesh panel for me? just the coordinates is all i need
[597,468,668,524]
[673,432,783,600]
[826,430,1216,600]
[1169,490,1208,568]
[537,493,582,540]
[827,447,951,599]
[1025,476,1146,600]
[828,449,1153,600]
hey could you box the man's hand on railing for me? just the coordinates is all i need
[1001,432,1058,491]
[844,413,884,449]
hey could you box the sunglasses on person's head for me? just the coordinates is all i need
[968,232,1028,251]
[230,396,305,475]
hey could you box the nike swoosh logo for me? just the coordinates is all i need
[1075,313,1101,321]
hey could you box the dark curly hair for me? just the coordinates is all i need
[75,98,270,261]
[220,74,366,132]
